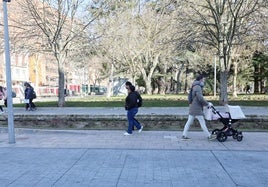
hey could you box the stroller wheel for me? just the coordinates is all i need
[212,129,220,135]
[217,132,227,142]
[232,133,238,139]
[237,135,243,142]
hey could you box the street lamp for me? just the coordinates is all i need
[3,0,15,143]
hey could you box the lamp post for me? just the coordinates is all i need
[3,0,15,144]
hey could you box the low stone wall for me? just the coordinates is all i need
[0,114,267,131]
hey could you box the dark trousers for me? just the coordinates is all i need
[132,118,140,130]
[127,107,141,134]
[26,99,36,110]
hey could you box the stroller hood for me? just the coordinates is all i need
[225,105,246,119]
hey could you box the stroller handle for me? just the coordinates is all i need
[210,105,216,110]
[207,104,217,114]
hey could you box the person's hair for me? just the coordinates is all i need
[125,81,132,86]
[129,85,135,92]
[196,75,204,81]
[24,82,32,88]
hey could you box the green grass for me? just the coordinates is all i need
[13,94,268,107]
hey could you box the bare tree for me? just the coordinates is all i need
[13,0,101,106]
[179,0,266,104]
[95,0,179,94]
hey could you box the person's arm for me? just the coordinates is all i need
[195,85,209,106]
[125,96,129,110]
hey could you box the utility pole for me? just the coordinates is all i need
[3,0,15,144]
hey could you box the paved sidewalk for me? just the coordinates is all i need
[0,106,268,186]
[0,129,268,187]
[1,129,268,151]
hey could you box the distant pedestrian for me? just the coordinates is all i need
[24,82,37,111]
[124,84,143,135]
[0,86,6,114]
[181,75,215,140]
[245,84,250,94]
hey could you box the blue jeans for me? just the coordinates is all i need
[127,107,141,134]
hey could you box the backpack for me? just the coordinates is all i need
[12,91,16,98]
[136,92,142,107]
[32,90,37,99]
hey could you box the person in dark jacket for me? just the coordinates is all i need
[125,81,143,131]
[124,85,143,135]
[24,82,36,111]
[181,75,215,140]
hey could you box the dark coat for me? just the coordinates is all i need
[125,91,138,110]
[25,87,35,99]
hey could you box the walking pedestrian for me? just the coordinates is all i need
[245,84,251,94]
[181,75,215,140]
[125,81,143,131]
[124,84,143,135]
[24,82,37,111]
[0,86,6,114]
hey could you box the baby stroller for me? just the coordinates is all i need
[204,104,246,142]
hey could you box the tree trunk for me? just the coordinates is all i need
[253,63,260,93]
[232,60,238,97]
[176,63,184,94]
[106,63,114,98]
[145,77,152,94]
[219,70,228,105]
[158,77,166,95]
[184,66,189,93]
[260,67,265,93]
[170,76,175,93]
[140,54,160,95]
[58,65,65,107]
